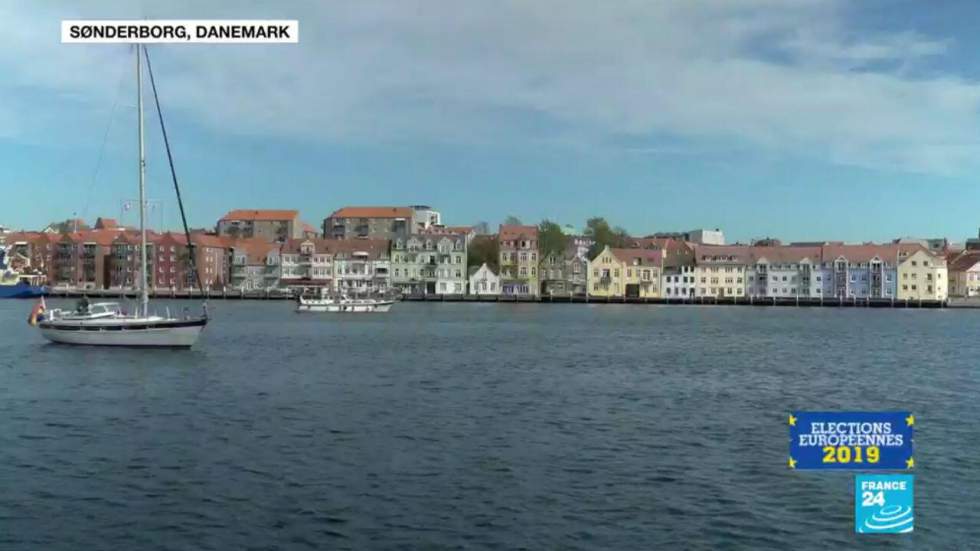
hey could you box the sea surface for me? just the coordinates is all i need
[1,299,978,550]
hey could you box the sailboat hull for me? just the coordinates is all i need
[38,318,206,348]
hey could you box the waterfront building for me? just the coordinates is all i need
[229,239,280,291]
[331,239,391,295]
[614,248,663,298]
[947,252,980,297]
[498,224,539,296]
[691,245,750,298]
[819,244,902,299]
[279,238,335,291]
[431,230,467,295]
[53,230,118,289]
[323,206,413,240]
[390,229,467,295]
[587,245,625,297]
[217,209,302,242]
[539,243,588,296]
[897,247,947,301]
[745,246,822,298]
[109,231,156,290]
[644,238,696,299]
[183,233,231,291]
[468,263,501,295]
[390,234,435,295]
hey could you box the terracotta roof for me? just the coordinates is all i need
[301,222,318,234]
[328,206,413,219]
[220,209,300,222]
[752,246,822,264]
[611,247,663,265]
[61,229,133,247]
[232,238,278,264]
[821,243,905,264]
[949,252,980,272]
[499,224,538,241]
[693,245,755,264]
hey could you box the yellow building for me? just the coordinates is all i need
[613,248,663,298]
[897,248,947,300]
[948,252,980,297]
[587,245,625,297]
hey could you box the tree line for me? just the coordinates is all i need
[466,216,631,270]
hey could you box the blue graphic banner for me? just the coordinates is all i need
[855,474,914,533]
[788,411,914,470]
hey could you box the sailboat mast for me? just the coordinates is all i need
[137,44,149,317]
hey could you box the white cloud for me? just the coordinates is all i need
[2,0,979,174]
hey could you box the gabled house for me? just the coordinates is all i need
[468,263,501,295]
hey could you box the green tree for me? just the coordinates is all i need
[467,235,500,272]
[538,220,568,258]
[503,215,523,226]
[584,217,630,258]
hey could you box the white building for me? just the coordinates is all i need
[468,263,501,295]
[688,229,725,245]
[410,205,441,232]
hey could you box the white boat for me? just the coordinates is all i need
[39,302,206,347]
[296,294,394,313]
[34,45,207,348]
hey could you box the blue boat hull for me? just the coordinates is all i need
[0,283,47,298]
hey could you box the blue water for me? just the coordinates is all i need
[1,300,978,549]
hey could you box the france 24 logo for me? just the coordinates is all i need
[855,474,913,534]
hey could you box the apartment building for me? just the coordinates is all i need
[323,207,413,240]
[217,209,302,242]
[498,224,539,296]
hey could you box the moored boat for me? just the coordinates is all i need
[30,44,208,348]
[38,301,206,348]
[1,246,47,298]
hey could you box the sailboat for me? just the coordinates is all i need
[34,45,207,348]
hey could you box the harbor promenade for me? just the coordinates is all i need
[44,287,955,308]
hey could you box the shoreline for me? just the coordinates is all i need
[36,288,963,308]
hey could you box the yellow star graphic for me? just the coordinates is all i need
[788,457,797,469]
[906,457,915,469]
[906,414,915,427]
[788,414,797,426]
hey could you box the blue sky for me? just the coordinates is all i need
[3,0,980,243]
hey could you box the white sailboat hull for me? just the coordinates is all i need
[39,318,206,348]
